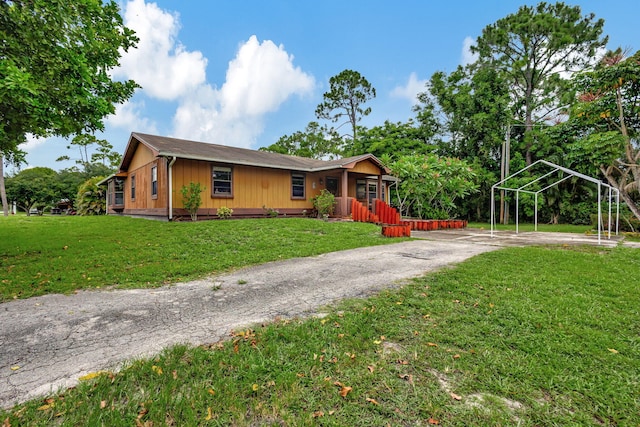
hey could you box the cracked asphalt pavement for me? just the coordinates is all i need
[1,228,628,408]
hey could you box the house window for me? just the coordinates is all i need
[114,178,124,205]
[130,175,136,201]
[212,166,233,197]
[368,183,377,202]
[108,178,124,206]
[151,165,158,198]
[291,173,305,199]
[356,179,366,200]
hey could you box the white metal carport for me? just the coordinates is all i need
[491,160,619,245]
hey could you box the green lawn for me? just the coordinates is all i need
[0,215,397,301]
[468,222,594,233]
[2,245,639,425]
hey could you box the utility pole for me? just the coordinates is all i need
[500,123,510,224]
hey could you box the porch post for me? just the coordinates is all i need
[341,169,348,216]
[377,174,382,200]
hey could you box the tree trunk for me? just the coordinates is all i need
[524,69,534,166]
[0,154,8,217]
[601,166,640,221]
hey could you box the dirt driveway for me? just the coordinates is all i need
[0,228,631,408]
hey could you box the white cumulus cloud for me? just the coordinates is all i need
[115,0,207,100]
[20,134,48,152]
[111,1,314,149]
[106,100,158,134]
[172,35,315,147]
[461,36,478,66]
[221,36,315,118]
[390,72,428,104]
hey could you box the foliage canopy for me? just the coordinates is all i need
[0,0,138,214]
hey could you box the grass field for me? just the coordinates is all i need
[467,222,595,233]
[0,215,397,301]
[1,242,638,425]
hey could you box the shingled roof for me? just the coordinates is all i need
[120,132,388,173]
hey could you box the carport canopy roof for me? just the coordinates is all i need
[490,159,619,244]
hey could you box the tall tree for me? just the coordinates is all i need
[5,167,58,213]
[568,49,640,220]
[315,69,376,145]
[260,122,342,159]
[472,1,607,165]
[0,0,138,215]
[414,65,510,220]
[419,65,510,170]
[56,134,122,170]
[351,120,436,159]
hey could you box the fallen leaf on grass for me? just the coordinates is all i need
[3,417,11,427]
[450,392,462,401]
[37,403,54,411]
[205,407,213,421]
[312,411,324,418]
[367,365,375,373]
[100,400,107,409]
[137,407,148,419]
[366,397,379,405]
[151,365,163,375]
[428,417,440,425]
[79,371,108,381]
[427,342,438,347]
[334,381,352,398]
[608,348,619,354]
[252,384,259,391]
[339,386,352,398]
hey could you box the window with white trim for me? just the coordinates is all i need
[291,173,305,199]
[212,166,233,197]
[151,166,158,198]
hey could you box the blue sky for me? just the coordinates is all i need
[20,0,640,171]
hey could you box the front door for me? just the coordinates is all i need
[326,177,339,196]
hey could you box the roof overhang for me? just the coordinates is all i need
[96,172,127,186]
[119,132,390,175]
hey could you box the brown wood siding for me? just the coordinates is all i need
[171,160,324,210]
[350,159,382,175]
[128,144,156,171]
[122,146,168,212]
